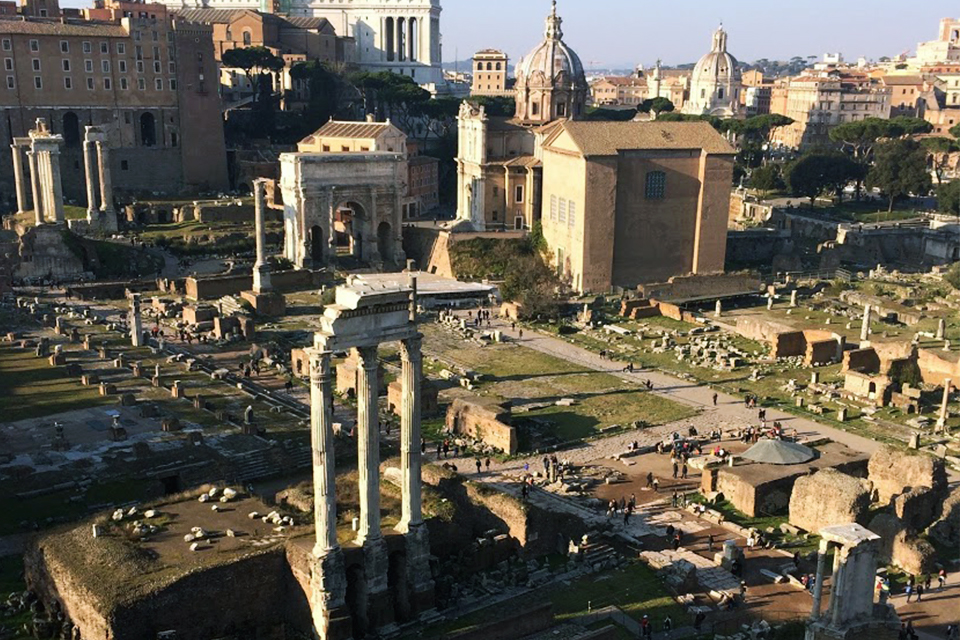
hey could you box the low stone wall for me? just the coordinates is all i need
[387,379,439,417]
[445,397,517,455]
[447,602,554,640]
[66,280,154,300]
[655,301,699,324]
[638,272,761,302]
[186,269,326,300]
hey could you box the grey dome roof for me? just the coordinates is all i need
[516,1,587,89]
[693,27,742,82]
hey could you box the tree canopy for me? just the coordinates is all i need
[784,152,861,206]
[866,138,932,213]
[638,97,675,118]
[222,46,284,105]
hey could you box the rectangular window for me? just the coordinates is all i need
[550,194,557,221]
[83,41,92,53]
[168,61,175,74]
[152,30,158,41]
[64,77,72,89]
[85,59,93,72]
[6,76,13,89]
[31,58,40,71]
[101,60,110,73]
[1,39,10,52]
[136,60,144,73]
[103,77,111,89]
[33,76,41,89]
[134,31,141,42]
[135,45,143,60]
[86,77,94,90]
[118,60,126,73]
[60,40,69,53]
[29,39,39,52]
[100,42,108,54]
[62,59,70,72]
[169,78,177,90]
[120,77,128,89]
[515,185,524,203]
[568,201,576,227]
[558,198,567,223]
[3,58,10,71]
[153,60,161,74]
[137,77,145,90]
[645,171,666,199]
[117,43,126,55]
[155,77,162,90]
[153,46,160,59]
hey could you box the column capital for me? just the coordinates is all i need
[309,350,332,383]
[400,334,423,360]
[355,345,379,370]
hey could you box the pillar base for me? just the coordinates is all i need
[240,290,286,316]
[360,537,395,632]
[311,548,352,640]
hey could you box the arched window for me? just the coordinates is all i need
[718,87,724,100]
[486,62,492,71]
[476,62,482,71]
[242,29,251,46]
[645,171,666,199]
[495,62,501,70]
[225,28,232,41]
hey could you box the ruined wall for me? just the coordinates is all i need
[806,339,839,366]
[445,398,517,455]
[387,379,439,417]
[788,469,871,533]
[867,445,948,505]
[917,348,960,386]
[843,348,881,374]
[637,272,760,302]
[185,269,324,300]
[447,603,554,640]
[713,467,803,517]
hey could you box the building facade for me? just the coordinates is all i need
[590,75,645,106]
[682,26,742,117]
[539,120,734,293]
[913,18,960,67]
[470,48,509,97]
[0,0,228,202]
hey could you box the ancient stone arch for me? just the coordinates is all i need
[279,152,407,270]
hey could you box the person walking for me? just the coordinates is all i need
[708,534,715,552]
[672,461,679,479]
[712,392,718,406]
[485,457,491,473]
[938,568,947,591]
[652,477,660,492]
[681,463,688,479]
[475,458,482,475]
[663,615,673,639]
[694,611,706,634]
[916,583,923,602]
[905,581,913,603]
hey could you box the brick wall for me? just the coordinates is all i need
[445,397,517,455]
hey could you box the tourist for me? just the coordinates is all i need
[475,458,482,475]
[641,615,652,639]
[946,625,957,640]
[915,583,923,601]
[623,505,631,525]
[485,457,491,472]
[671,490,678,508]
[518,329,523,339]
[662,615,673,638]
[284,379,293,392]
[694,611,706,633]
[904,581,913,602]
[672,461,678,479]
[906,621,917,640]
[652,477,660,492]
[707,534,715,552]
[898,623,908,640]
[629,494,636,509]
[938,568,947,591]
[681,463,688,479]
[666,525,675,539]
[739,581,747,602]
[646,472,654,488]
[712,392,718,406]
[924,574,932,591]
[672,533,681,551]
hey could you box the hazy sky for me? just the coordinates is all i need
[441,0,951,69]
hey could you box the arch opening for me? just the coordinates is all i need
[140,112,157,147]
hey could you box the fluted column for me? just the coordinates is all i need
[397,335,423,532]
[11,145,27,216]
[83,140,98,223]
[310,350,339,555]
[48,147,65,223]
[810,540,829,620]
[97,141,115,216]
[355,345,381,545]
[27,150,42,225]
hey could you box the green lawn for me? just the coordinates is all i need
[414,560,686,638]
[0,344,112,422]
[428,339,697,443]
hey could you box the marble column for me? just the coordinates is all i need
[355,345,381,546]
[252,178,272,293]
[310,350,339,556]
[714,300,722,318]
[83,140,98,222]
[397,335,423,532]
[937,318,946,341]
[828,542,845,626]
[937,378,951,431]
[10,145,27,216]
[860,305,871,343]
[790,290,798,308]
[308,353,348,640]
[810,541,829,620]
[96,141,115,216]
[47,147,65,223]
[130,294,144,347]
[27,150,42,225]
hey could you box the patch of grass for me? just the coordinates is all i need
[0,344,112,422]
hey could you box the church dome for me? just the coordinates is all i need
[684,25,743,117]
[514,1,588,123]
[693,27,741,84]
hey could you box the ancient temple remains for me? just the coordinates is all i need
[240,178,286,315]
[80,126,118,231]
[11,119,65,225]
[305,276,433,639]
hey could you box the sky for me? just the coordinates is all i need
[440,0,952,69]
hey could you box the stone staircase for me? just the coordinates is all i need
[218,295,248,317]
[227,442,312,483]
[580,536,618,570]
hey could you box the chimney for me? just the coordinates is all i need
[365,113,375,123]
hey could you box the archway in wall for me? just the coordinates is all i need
[377,221,393,264]
[62,112,80,147]
[140,113,156,147]
[309,224,324,264]
[334,201,365,263]
[345,563,368,639]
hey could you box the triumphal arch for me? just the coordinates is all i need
[279,152,407,270]
[305,276,432,639]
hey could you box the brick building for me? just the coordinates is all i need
[0,0,228,203]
